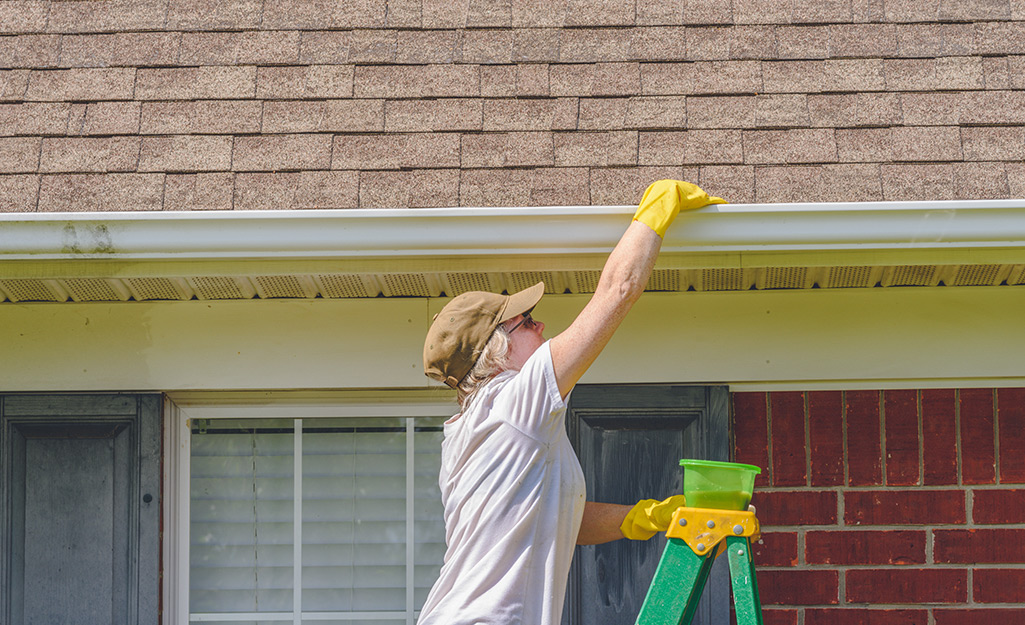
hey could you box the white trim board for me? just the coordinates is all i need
[2,286,1024,392]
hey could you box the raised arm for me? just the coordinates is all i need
[549,180,724,399]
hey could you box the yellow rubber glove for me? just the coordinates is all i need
[620,495,688,540]
[633,179,727,238]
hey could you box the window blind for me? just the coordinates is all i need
[189,417,445,624]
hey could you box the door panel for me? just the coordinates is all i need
[1,395,161,625]
[565,385,730,625]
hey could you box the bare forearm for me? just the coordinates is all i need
[576,501,633,545]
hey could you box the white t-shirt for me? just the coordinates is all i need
[418,341,587,625]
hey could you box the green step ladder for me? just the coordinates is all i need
[635,506,764,625]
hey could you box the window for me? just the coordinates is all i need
[167,396,453,625]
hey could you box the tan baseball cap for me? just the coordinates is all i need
[423,282,545,388]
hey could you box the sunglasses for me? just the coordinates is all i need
[506,312,536,333]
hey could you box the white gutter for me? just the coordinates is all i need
[1,199,1024,266]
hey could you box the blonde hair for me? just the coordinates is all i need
[456,325,512,409]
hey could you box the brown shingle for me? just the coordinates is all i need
[38,173,164,211]
[579,97,628,130]
[682,0,733,24]
[761,60,823,93]
[233,134,333,171]
[961,126,1025,161]
[638,0,685,25]
[551,62,642,97]
[755,94,811,127]
[179,31,301,66]
[641,60,762,95]
[137,67,256,100]
[384,99,480,132]
[344,30,395,63]
[836,127,893,162]
[564,0,637,26]
[961,91,1025,124]
[387,0,422,26]
[734,0,792,24]
[257,65,354,99]
[698,165,755,203]
[683,26,732,61]
[422,0,469,28]
[895,23,975,57]
[354,65,479,98]
[484,98,578,130]
[1009,56,1025,88]
[727,26,777,59]
[983,56,1010,89]
[0,102,70,136]
[299,31,352,65]
[808,93,901,127]
[974,21,1025,55]
[332,133,460,170]
[900,92,964,125]
[60,33,180,68]
[0,137,40,172]
[39,137,139,173]
[1007,163,1025,196]
[511,0,567,27]
[517,64,550,96]
[513,28,561,62]
[939,0,1011,20]
[166,0,264,30]
[233,172,299,210]
[792,0,853,23]
[553,130,638,166]
[884,0,941,22]
[237,171,363,210]
[480,65,516,97]
[140,101,262,135]
[892,126,963,161]
[687,95,756,128]
[262,0,388,29]
[164,173,234,211]
[639,129,744,164]
[265,100,385,133]
[26,68,135,101]
[743,129,837,164]
[589,166,694,204]
[757,163,886,202]
[294,171,360,209]
[395,30,455,64]
[952,161,1010,199]
[361,169,460,208]
[0,69,29,100]
[459,166,590,206]
[624,95,687,129]
[776,25,830,59]
[0,174,39,211]
[0,2,49,34]
[468,0,514,27]
[0,34,59,68]
[139,136,233,172]
[561,28,635,63]
[824,59,885,92]
[46,0,167,33]
[829,23,898,58]
[462,132,555,167]
[81,102,141,136]
[880,163,954,200]
[460,29,514,64]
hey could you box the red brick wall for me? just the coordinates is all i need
[733,388,1025,625]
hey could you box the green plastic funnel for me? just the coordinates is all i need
[679,459,761,511]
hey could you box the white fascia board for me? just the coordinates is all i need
[1,199,1024,265]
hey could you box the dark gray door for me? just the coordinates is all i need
[0,394,161,625]
[564,385,730,625]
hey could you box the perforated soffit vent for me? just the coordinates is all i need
[2,265,1024,303]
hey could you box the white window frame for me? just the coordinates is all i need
[162,392,457,625]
